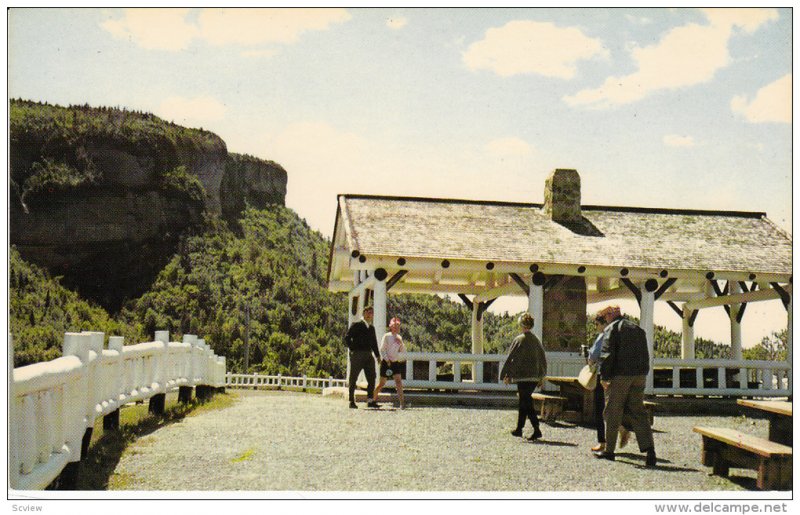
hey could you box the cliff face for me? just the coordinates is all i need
[9,100,287,311]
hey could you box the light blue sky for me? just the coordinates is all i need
[7,7,792,346]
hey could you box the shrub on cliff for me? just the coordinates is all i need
[10,99,222,209]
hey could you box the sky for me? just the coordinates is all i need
[6,6,793,348]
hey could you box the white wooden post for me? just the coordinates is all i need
[373,277,387,381]
[729,281,743,361]
[786,293,792,373]
[529,281,544,342]
[471,302,484,355]
[681,305,695,359]
[373,277,387,342]
[640,289,655,391]
[471,302,483,382]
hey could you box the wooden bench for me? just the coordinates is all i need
[531,392,567,422]
[693,426,792,490]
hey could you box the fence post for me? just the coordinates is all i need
[302,375,307,392]
[150,331,168,414]
[104,336,125,429]
[8,334,19,490]
[56,332,91,490]
[179,334,196,404]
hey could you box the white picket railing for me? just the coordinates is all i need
[226,373,346,390]
[350,351,792,397]
[9,330,226,491]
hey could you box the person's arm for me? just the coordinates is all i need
[599,323,617,379]
[379,334,390,361]
[588,333,604,365]
[500,339,519,383]
[370,328,381,359]
[343,323,357,350]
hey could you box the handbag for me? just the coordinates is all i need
[578,364,598,390]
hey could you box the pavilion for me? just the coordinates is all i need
[326,169,792,392]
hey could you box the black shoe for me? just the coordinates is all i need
[528,427,543,441]
[510,428,523,437]
[367,401,380,408]
[645,448,657,467]
[593,450,615,461]
[349,401,358,409]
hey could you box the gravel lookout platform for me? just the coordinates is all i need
[107,390,785,493]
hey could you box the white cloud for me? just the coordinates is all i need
[462,20,608,79]
[625,14,653,25]
[100,8,198,51]
[731,74,791,124]
[663,134,695,147]
[157,96,227,126]
[101,8,351,50]
[241,49,279,59]
[701,8,779,34]
[199,8,351,45]
[564,8,778,109]
[386,16,408,30]
[485,137,532,157]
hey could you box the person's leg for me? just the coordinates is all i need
[373,377,387,401]
[394,374,405,408]
[594,384,606,444]
[348,352,361,403]
[513,383,527,435]
[602,376,632,455]
[625,375,654,452]
[364,356,377,401]
[523,382,540,431]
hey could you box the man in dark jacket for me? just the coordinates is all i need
[594,306,656,466]
[500,313,548,441]
[344,306,380,409]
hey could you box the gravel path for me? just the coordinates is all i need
[112,390,770,492]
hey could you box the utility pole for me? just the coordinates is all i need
[243,302,250,372]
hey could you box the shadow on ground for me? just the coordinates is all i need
[75,393,235,490]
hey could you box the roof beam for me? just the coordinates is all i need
[684,286,790,311]
[344,255,791,283]
[508,273,530,296]
[474,281,522,303]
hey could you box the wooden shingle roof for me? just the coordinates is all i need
[329,195,791,287]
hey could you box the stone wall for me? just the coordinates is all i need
[542,276,587,352]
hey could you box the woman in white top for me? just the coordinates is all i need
[372,317,406,409]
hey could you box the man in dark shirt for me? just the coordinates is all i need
[593,306,656,467]
[344,306,380,409]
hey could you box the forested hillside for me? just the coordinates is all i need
[9,247,140,366]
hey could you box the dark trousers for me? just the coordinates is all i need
[594,384,606,443]
[348,351,376,402]
[516,381,540,430]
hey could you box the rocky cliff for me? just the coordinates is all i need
[9,100,287,311]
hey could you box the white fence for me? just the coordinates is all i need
[338,351,792,397]
[227,351,791,398]
[9,330,226,491]
[226,373,346,390]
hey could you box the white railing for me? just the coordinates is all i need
[650,358,792,397]
[9,330,227,491]
[226,373,346,390]
[348,351,792,398]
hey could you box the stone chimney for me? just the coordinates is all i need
[541,168,586,352]
[543,168,581,223]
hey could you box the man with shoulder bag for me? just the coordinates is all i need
[593,306,657,467]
